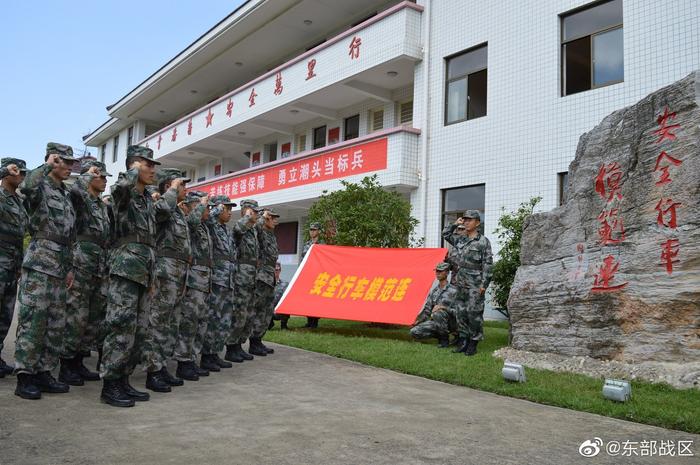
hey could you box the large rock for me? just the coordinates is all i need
[508,72,700,363]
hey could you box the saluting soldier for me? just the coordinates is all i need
[14,143,76,400]
[59,160,112,386]
[442,210,493,356]
[301,222,325,328]
[200,195,237,371]
[248,208,280,356]
[0,158,28,378]
[224,199,260,363]
[410,262,459,348]
[100,145,172,408]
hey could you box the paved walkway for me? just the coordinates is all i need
[0,333,698,464]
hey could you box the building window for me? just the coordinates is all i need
[344,115,360,140]
[112,136,119,163]
[297,134,307,153]
[398,101,413,125]
[265,143,278,163]
[558,172,570,206]
[441,184,486,242]
[370,108,384,132]
[445,44,487,125]
[561,0,623,96]
[100,144,106,163]
[275,222,299,254]
[313,125,326,149]
[281,142,291,158]
[127,126,134,146]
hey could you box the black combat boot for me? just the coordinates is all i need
[464,340,479,356]
[201,354,221,371]
[121,376,150,401]
[59,357,84,386]
[176,361,199,381]
[194,363,210,377]
[452,338,467,353]
[75,354,100,381]
[14,373,41,400]
[247,338,267,357]
[237,343,254,361]
[224,345,245,364]
[161,367,184,386]
[260,340,274,354]
[34,371,70,393]
[437,337,450,348]
[101,379,135,408]
[213,354,232,368]
[146,370,171,393]
[309,318,320,329]
[280,319,288,330]
[0,357,14,377]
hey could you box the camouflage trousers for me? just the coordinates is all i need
[174,286,210,362]
[14,270,67,375]
[142,275,186,372]
[202,283,233,354]
[453,287,485,341]
[250,281,275,338]
[0,276,19,354]
[228,273,256,346]
[100,276,151,381]
[62,269,108,359]
[410,308,457,340]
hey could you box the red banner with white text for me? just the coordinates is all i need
[275,245,448,325]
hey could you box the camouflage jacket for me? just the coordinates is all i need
[256,219,279,287]
[70,174,112,278]
[415,282,458,325]
[186,204,212,292]
[154,200,192,284]
[207,210,236,289]
[20,163,76,278]
[442,224,493,290]
[232,214,258,284]
[273,278,289,309]
[0,184,28,282]
[109,168,175,287]
[301,238,325,260]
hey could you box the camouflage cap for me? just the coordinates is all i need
[462,210,481,221]
[46,142,76,161]
[1,157,28,173]
[263,208,280,217]
[309,222,322,230]
[126,145,161,165]
[81,159,112,177]
[240,198,262,211]
[208,195,237,207]
[435,262,451,271]
[156,167,190,184]
[185,190,207,203]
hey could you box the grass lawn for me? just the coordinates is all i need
[265,317,700,434]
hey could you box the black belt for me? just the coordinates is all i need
[76,233,109,249]
[158,250,192,264]
[33,231,71,246]
[115,234,155,248]
[0,233,23,247]
[192,258,212,268]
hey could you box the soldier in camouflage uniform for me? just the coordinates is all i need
[446,224,466,286]
[100,145,173,408]
[442,210,493,356]
[173,191,218,380]
[225,199,260,363]
[410,262,458,347]
[143,168,191,393]
[201,195,237,370]
[0,158,28,378]
[248,208,280,356]
[301,222,325,328]
[13,143,77,400]
[269,263,290,329]
[59,160,112,386]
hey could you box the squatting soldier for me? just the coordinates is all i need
[442,210,493,356]
[173,191,219,380]
[14,143,76,400]
[270,263,290,329]
[301,222,325,328]
[0,158,28,378]
[100,145,170,408]
[59,160,112,387]
[201,195,237,370]
[224,199,260,363]
[143,168,190,393]
[410,262,458,347]
[248,208,280,356]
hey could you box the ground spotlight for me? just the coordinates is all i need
[502,361,526,383]
[602,379,631,402]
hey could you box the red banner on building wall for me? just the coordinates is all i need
[192,138,388,198]
[275,245,448,325]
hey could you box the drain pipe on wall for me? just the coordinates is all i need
[419,0,432,244]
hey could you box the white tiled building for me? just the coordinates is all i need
[84,0,700,315]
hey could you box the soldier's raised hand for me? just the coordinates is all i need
[455,217,465,225]
[170,177,186,189]
[6,164,20,176]
[48,154,62,168]
[87,166,101,177]
[131,160,143,171]
[151,191,162,201]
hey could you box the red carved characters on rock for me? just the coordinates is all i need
[655,198,681,228]
[653,151,682,186]
[349,36,362,60]
[597,208,626,245]
[591,255,628,293]
[659,238,680,275]
[653,107,681,143]
[594,162,623,202]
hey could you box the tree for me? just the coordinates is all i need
[305,175,421,247]
[490,196,541,319]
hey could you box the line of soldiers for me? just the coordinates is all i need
[0,143,281,408]
[410,210,493,356]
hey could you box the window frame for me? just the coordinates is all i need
[112,136,119,163]
[344,114,360,140]
[444,43,488,126]
[440,184,486,245]
[313,125,327,149]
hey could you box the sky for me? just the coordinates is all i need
[0,0,246,168]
